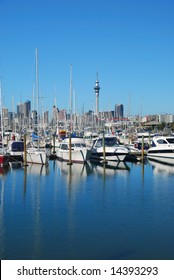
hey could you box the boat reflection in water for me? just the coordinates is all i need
[26,163,50,176]
[56,160,93,185]
[56,160,130,182]
[89,160,130,177]
[148,158,174,176]
[0,165,11,177]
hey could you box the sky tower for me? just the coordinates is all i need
[94,73,100,117]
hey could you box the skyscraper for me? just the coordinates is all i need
[115,104,124,120]
[23,100,31,118]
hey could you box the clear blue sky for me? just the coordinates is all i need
[0,0,174,117]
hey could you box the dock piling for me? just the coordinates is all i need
[67,134,73,165]
[141,135,144,162]
[23,134,28,167]
[102,132,108,164]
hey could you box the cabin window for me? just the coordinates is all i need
[166,138,174,144]
[157,139,168,144]
[61,144,68,150]
[75,143,81,147]
[81,143,86,147]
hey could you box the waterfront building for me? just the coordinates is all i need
[98,111,114,121]
[158,114,174,123]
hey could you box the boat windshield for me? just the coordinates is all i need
[95,137,118,148]
[105,137,118,146]
[11,142,24,151]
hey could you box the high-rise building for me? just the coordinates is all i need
[44,111,49,126]
[23,100,31,118]
[17,103,23,116]
[115,104,124,120]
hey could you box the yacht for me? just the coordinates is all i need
[147,136,174,165]
[26,141,49,165]
[7,140,24,161]
[89,135,129,162]
[56,137,89,164]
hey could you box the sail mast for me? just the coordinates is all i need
[0,81,4,146]
[35,48,39,128]
[70,64,73,132]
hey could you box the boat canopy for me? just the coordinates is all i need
[11,141,24,151]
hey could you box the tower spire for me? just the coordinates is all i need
[94,73,100,117]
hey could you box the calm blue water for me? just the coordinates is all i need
[0,158,174,260]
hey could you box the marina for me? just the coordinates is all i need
[0,156,174,260]
[0,0,174,265]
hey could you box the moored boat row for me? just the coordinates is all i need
[2,128,174,167]
[54,134,174,166]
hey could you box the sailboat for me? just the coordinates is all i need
[26,48,48,165]
[26,140,48,167]
[56,64,89,164]
[0,81,9,167]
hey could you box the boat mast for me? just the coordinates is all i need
[69,64,73,133]
[35,48,39,130]
[12,95,15,133]
[0,81,4,146]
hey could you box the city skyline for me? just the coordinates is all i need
[0,0,174,116]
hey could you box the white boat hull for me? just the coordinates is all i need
[90,146,129,162]
[27,149,48,165]
[147,153,174,165]
[56,148,88,163]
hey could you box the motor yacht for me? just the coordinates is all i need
[7,140,24,162]
[56,137,89,164]
[89,135,129,162]
[147,136,174,165]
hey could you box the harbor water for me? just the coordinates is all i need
[0,158,174,260]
